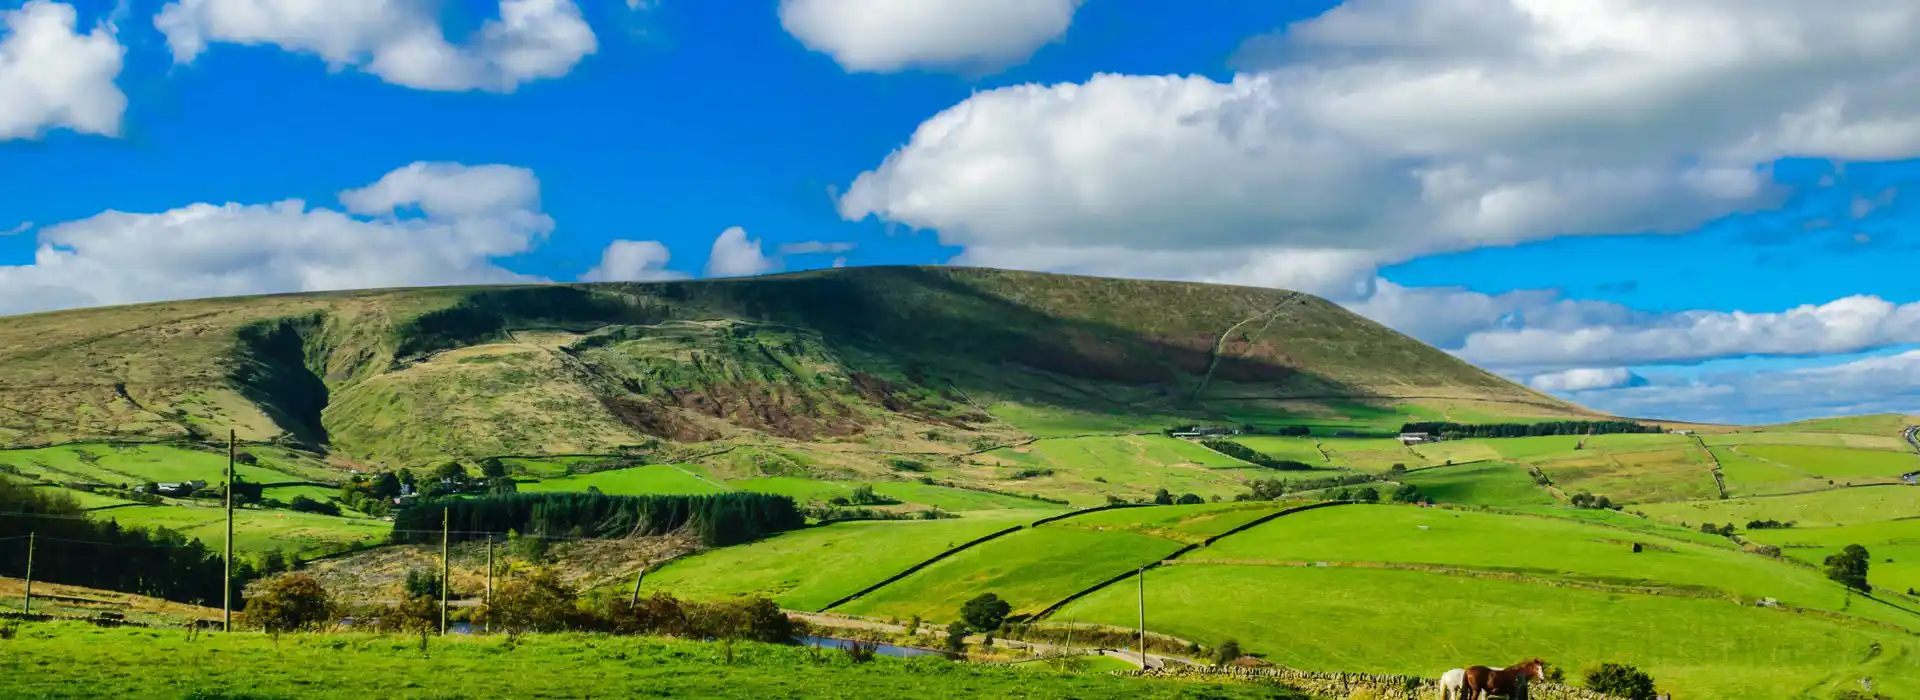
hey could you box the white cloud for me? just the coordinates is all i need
[0,162,553,316]
[1528,367,1643,393]
[839,0,1920,289]
[581,239,687,283]
[1457,295,1920,370]
[704,227,778,278]
[1571,350,1920,424]
[2,222,33,236]
[154,0,596,92]
[777,241,856,256]
[0,1,125,140]
[779,0,1081,73]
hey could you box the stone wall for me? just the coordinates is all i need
[1121,666,1623,700]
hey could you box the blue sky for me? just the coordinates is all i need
[3,0,1919,424]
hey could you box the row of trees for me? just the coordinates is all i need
[392,492,805,548]
[0,478,240,606]
[1235,473,1382,501]
[1398,420,1663,439]
[1200,440,1318,471]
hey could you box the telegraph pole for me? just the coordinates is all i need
[1137,566,1147,669]
[223,430,235,633]
[630,566,646,607]
[22,532,33,616]
[440,508,450,636]
[485,536,494,635]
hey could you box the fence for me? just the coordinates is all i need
[1119,666,1623,700]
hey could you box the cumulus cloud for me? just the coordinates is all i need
[581,239,687,283]
[1457,295,1920,370]
[777,241,856,256]
[1571,350,1920,424]
[1527,367,1644,393]
[0,162,553,316]
[840,0,1920,290]
[0,1,126,140]
[704,227,778,278]
[779,0,1081,72]
[154,0,596,92]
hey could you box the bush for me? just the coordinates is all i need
[1175,493,1204,505]
[240,574,332,634]
[945,621,969,652]
[961,593,1012,632]
[480,568,583,634]
[1390,483,1422,503]
[1152,489,1174,506]
[288,495,342,516]
[1212,638,1242,665]
[1584,663,1656,700]
[403,569,443,600]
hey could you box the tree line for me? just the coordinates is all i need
[1200,440,1319,470]
[391,492,805,548]
[1398,420,1663,438]
[0,478,238,606]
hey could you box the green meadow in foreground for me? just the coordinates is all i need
[1058,565,1919,699]
[838,526,1188,620]
[0,623,1304,700]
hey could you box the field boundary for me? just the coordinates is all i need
[1027,501,1350,621]
[817,525,1024,612]
[1029,503,1149,527]
[1692,436,1730,499]
[1394,459,1494,476]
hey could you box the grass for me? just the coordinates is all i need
[521,465,728,496]
[1408,439,1503,465]
[1483,436,1586,460]
[1535,445,1720,503]
[1745,518,1920,594]
[1703,431,1910,451]
[2,622,1303,699]
[1316,438,1421,471]
[101,504,390,557]
[1760,413,1920,437]
[975,436,1262,505]
[0,577,220,625]
[0,443,319,488]
[1637,486,1920,529]
[1052,502,1287,544]
[1397,461,1555,507]
[985,403,1166,438]
[837,527,1188,621]
[1228,436,1330,465]
[641,511,1044,610]
[1189,504,1912,628]
[1710,446,1831,497]
[261,484,348,506]
[1057,565,1918,698]
[1733,444,1920,480]
[26,484,143,510]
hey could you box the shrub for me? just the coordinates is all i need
[288,495,342,516]
[961,593,1012,632]
[1175,493,1204,505]
[945,621,970,652]
[1390,483,1422,503]
[1584,663,1656,700]
[686,596,794,644]
[403,569,443,600]
[240,574,332,634]
[888,458,928,473]
[1212,638,1242,665]
[1152,489,1174,506]
[480,568,582,634]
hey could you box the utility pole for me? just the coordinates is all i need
[1137,566,1147,670]
[440,508,450,636]
[22,532,33,616]
[630,566,647,607]
[485,536,494,635]
[223,429,235,633]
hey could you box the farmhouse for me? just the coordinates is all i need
[1397,432,1437,445]
[1170,426,1239,438]
[1903,471,1918,486]
[150,480,208,497]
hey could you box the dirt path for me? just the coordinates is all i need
[1190,294,1302,403]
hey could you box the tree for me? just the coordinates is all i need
[240,574,332,634]
[289,495,341,516]
[398,468,418,491]
[488,476,519,496]
[1175,493,1204,505]
[434,462,469,490]
[481,568,581,634]
[961,593,1012,632]
[480,457,508,480]
[945,620,970,653]
[404,569,443,600]
[1584,663,1656,700]
[1213,638,1242,666]
[1389,464,1407,476]
[370,472,402,499]
[1825,544,1872,592]
[1352,486,1380,503]
[1390,483,1423,503]
[1152,488,1174,506]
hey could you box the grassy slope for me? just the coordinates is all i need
[1748,519,1920,594]
[641,511,1046,610]
[100,504,389,557]
[1397,461,1556,507]
[1638,487,1920,528]
[3,623,1301,700]
[838,527,1189,620]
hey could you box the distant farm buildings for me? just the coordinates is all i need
[1903,472,1918,486]
[1170,426,1239,438]
[1397,432,1438,445]
[146,480,207,497]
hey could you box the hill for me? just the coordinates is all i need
[0,267,1588,495]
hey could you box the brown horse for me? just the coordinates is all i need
[1462,658,1546,699]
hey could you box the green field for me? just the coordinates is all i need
[1057,565,1916,698]
[1191,505,1908,627]
[2,622,1298,700]
[1051,502,1287,543]
[1710,446,1830,497]
[1536,445,1720,503]
[27,484,143,510]
[101,504,390,557]
[1228,436,1330,465]
[1734,444,1920,480]
[1483,436,1586,460]
[837,526,1187,620]
[1397,461,1555,507]
[261,484,349,506]
[978,436,1262,505]
[1316,438,1420,470]
[642,511,1044,610]
[0,443,327,487]
[1746,518,1920,594]
[1702,430,1910,451]
[1638,486,1920,529]
[521,465,728,496]
[1408,439,1503,465]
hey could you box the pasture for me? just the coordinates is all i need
[1229,436,1331,465]
[1733,444,1920,480]
[1745,518,1920,594]
[1534,445,1720,503]
[0,443,318,487]
[101,504,389,557]
[520,465,727,496]
[1703,430,1910,451]
[1050,501,1288,543]
[1,622,1298,700]
[1710,446,1831,497]
[976,436,1260,504]
[1408,439,1503,466]
[1637,486,1920,529]
[640,511,1043,610]
[836,526,1188,620]
[1315,438,1420,471]
[1396,461,1555,507]
[1055,565,1918,698]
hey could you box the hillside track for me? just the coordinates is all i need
[1190,294,1305,403]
